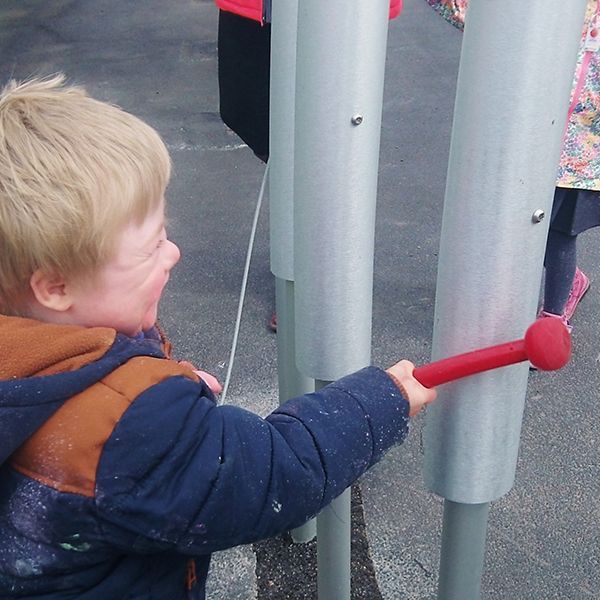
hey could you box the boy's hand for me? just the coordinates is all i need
[386,360,437,417]
[178,360,223,395]
[194,370,223,395]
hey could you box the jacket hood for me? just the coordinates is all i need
[0,315,164,467]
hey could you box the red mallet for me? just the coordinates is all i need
[413,318,571,388]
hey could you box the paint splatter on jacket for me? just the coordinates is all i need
[426,0,600,191]
[0,315,410,598]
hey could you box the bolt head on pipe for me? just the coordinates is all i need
[532,209,545,223]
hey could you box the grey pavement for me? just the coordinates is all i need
[1,1,598,598]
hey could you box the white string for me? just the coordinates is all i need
[219,160,270,404]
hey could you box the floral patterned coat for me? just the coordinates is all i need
[426,0,599,191]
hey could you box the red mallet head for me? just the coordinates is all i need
[524,318,571,371]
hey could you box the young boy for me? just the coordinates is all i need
[0,75,436,599]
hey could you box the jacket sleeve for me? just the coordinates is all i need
[424,0,468,30]
[94,366,410,555]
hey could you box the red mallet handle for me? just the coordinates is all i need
[413,318,571,388]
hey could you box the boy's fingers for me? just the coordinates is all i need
[386,359,437,416]
[194,370,223,394]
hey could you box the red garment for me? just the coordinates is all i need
[215,0,402,23]
[216,0,262,22]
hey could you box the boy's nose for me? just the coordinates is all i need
[166,240,181,266]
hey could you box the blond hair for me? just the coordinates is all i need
[0,74,171,314]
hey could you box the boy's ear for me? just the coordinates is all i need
[29,269,73,312]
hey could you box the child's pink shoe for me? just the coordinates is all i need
[563,267,590,322]
[268,313,277,332]
[537,310,573,334]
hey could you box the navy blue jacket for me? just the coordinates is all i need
[0,315,410,598]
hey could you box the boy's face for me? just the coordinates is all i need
[66,199,180,336]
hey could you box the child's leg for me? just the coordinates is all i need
[543,228,577,315]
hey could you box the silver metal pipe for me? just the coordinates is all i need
[437,501,490,600]
[294,0,389,382]
[424,0,587,505]
[275,278,316,543]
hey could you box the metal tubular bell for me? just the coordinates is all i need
[294,0,390,597]
[422,1,587,598]
[270,0,317,544]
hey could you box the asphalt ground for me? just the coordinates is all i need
[1,1,598,598]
